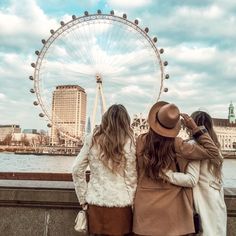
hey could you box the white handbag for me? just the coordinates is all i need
[74,210,88,233]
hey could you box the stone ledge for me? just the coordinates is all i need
[0,185,235,235]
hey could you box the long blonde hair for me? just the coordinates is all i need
[91,104,134,173]
[191,111,223,180]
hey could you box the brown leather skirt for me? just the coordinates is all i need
[88,204,133,235]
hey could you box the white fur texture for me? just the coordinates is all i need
[72,134,137,207]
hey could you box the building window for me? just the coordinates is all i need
[233,142,236,149]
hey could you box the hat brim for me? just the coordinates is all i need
[148,101,181,138]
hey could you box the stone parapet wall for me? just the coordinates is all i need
[0,182,235,236]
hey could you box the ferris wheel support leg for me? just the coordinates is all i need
[99,84,107,114]
[92,84,99,130]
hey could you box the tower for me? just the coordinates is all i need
[228,101,235,124]
[86,117,91,134]
[91,74,107,129]
[51,85,87,145]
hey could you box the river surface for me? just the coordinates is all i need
[0,153,236,188]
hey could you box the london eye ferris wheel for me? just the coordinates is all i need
[29,10,169,142]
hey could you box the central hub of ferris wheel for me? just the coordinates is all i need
[96,74,102,84]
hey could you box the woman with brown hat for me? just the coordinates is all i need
[72,104,137,236]
[133,101,222,236]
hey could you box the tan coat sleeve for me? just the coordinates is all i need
[175,133,221,161]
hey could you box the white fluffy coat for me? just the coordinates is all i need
[72,134,137,207]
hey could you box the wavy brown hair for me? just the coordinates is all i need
[141,129,176,181]
[191,111,223,180]
[91,104,134,173]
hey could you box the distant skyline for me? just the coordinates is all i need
[0,0,235,130]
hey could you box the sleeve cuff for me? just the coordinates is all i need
[79,196,87,205]
[192,126,207,140]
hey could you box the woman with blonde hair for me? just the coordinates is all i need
[165,111,227,236]
[72,104,137,236]
[133,101,222,236]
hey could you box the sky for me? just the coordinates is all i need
[0,0,235,131]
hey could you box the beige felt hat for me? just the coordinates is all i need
[148,101,181,138]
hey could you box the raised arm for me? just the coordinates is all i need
[165,161,200,187]
[175,114,222,163]
[175,132,221,162]
[72,134,92,205]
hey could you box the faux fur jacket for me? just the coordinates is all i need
[72,134,137,207]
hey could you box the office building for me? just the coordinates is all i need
[0,125,21,142]
[51,85,87,145]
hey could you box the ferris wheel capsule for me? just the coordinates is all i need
[35,50,40,55]
[84,11,89,16]
[29,76,34,80]
[47,123,52,128]
[163,61,168,66]
[33,101,39,106]
[31,63,36,68]
[123,13,127,19]
[164,88,168,92]
[153,37,157,43]
[110,10,114,15]
[165,74,170,79]
[97,9,102,14]
[30,89,35,93]
[60,21,65,26]
[159,48,164,54]
[134,19,139,25]
[72,15,76,20]
[39,113,45,117]
[50,29,55,34]
[144,27,149,33]
[41,39,46,44]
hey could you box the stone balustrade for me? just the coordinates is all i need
[0,173,235,235]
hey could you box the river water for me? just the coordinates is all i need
[0,153,235,188]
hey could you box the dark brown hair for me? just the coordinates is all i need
[141,128,176,181]
[191,111,222,180]
[91,104,134,173]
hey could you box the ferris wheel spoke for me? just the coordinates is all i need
[81,23,97,67]
[104,22,130,70]
[59,27,91,67]
[100,21,116,71]
[62,30,91,66]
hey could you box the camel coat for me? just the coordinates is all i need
[133,132,222,236]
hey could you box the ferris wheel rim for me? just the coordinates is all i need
[30,10,167,138]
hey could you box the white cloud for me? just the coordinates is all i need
[107,0,152,8]
[177,5,223,19]
[121,85,146,95]
[167,45,217,63]
[0,0,58,50]
[0,93,6,100]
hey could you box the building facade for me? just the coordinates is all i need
[0,125,21,142]
[213,102,236,151]
[50,85,87,145]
